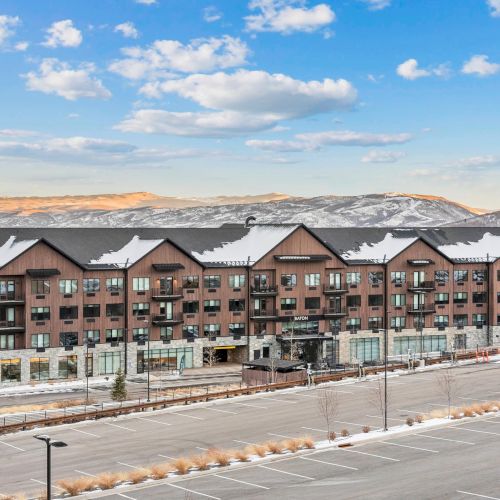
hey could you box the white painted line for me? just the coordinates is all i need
[480,419,500,425]
[204,407,238,415]
[457,397,490,402]
[380,441,439,453]
[158,454,176,460]
[268,432,296,439]
[74,469,97,477]
[69,428,101,437]
[233,439,257,446]
[457,490,500,499]
[417,434,475,445]
[340,448,400,462]
[0,440,25,451]
[135,416,172,426]
[166,482,222,499]
[118,494,137,500]
[301,426,327,433]
[366,415,405,422]
[258,464,314,480]
[257,396,297,404]
[427,403,448,407]
[104,422,137,432]
[315,388,354,394]
[367,380,406,385]
[292,393,318,399]
[170,412,204,420]
[397,409,425,414]
[450,427,500,436]
[30,479,63,491]
[214,474,270,490]
[196,446,209,451]
[117,461,142,469]
[300,456,358,470]
[232,402,268,409]
[334,420,365,427]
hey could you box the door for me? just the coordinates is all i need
[329,296,342,313]
[160,301,173,319]
[254,274,268,291]
[160,277,174,294]
[413,271,424,287]
[329,272,341,289]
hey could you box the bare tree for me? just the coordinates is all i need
[317,388,340,442]
[203,346,218,367]
[435,367,461,419]
[268,355,279,384]
[368,377,390,430]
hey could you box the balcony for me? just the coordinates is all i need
[0,320,25,332]
[407,303,436,314]
[323,284,348,294]
[324,307,347,317]
[151,287,184,300]
[0,291,24,304]
[250,308,279,320]
[250,285,278,296]
[407,281,436,292]
[152,312,184,325]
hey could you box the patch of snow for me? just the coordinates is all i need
[0,235,39,267]
[437,232,500,260]
[342,232,418,261]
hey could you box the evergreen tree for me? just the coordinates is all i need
[111,368,127,403]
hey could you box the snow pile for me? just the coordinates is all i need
[437,232,500,260]
[0,235,39,268]
[89,235,164,267]
[342,232,417,261]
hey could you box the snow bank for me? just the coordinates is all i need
[0,236,39,267]
[437,232,500,260]
[341,232,418,261]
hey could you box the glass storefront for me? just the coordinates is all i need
[137,347,193,374]
[30,357,49,381]
[350,338,380,363]
[58,355,78,378]
[99,352,121,374]
[393,335,447,356]
[281,321,319,336]
[0,358,21,382]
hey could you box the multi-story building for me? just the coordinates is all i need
[0,224,499,385]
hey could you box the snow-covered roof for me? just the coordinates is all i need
[0,236,39,268]
[437,232,500,260]
[192,224,299,265]
[341,232,418,262]
[89,235,164,267]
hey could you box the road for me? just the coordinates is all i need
[0,361,499,497]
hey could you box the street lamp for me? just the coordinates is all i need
[415,290,427,360]
[33,434,67,500]
[84,338,95,405]
[144,319,150,402]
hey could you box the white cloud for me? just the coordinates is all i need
[245,0,335,34]
[108,36,249,80]
[23,59,111,101]
[0,15,20,46]
[462,54,500,77]
[246,139,315,152]
[135,0,157,4]
[14,41,29,51]
[114,21,139,39]
[203,6,223,22]
[361,150,405,163]
[0,129,38,137]
[362,0,391,10]
[487,0,500,17]
[42,19,82,48]
[452,155,499,168]
[396,59,430,80]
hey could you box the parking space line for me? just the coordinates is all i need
[301,426,326,433]
[427,403,448,407]
[135,416,172,426]
[335,420,365,427]
[300,456,358,470]
[268,432,296,439]
[117,494,137,500]
[315,389,354,394]
[204,407,239,415]
[74,469,97,477]
[458,397,490,402]
[69,428,101,437]
[214,474,270,489]
[117,461,142,469]
[366,415,405,422]
[340,448,400,462]
[0,440,25,451]
[232,402,268,409]
[169,412,204,420]
[480,419,500,425]
[417,434,475,445]
[233,439,257,446]
[257,396,298,404]
[380,441,439,453]
[457,490,500,499]
[104,422,137,432]
[258,464,314,480]
[30,479,63,491]
[450,427,500,436]
[167,482,222,499]
[196,447,209,451]
[158,454,176,460]
[397,409,425,414]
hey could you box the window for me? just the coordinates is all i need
[59,306,78,320]
[368,272,383,285]
[393,335,446,355]
[454,270,468,282]
[0,334,14,350]
[83,278,100,292]
[59,279,77,294]
[305,273,320,286]
[106,278,124,291]
[281,274,297,287]
[434,315,449,327]
[31,306,50,321]
[453,314,468,326]
[160,326,173,340]
[473,292,487,304]
[106,303,124,317]
[282,321,319,336]
[346,272,361,285]
[105,328,124,342]
[280,298,296,310]
[346,317,361,331]
[132,302,150,316]
[305,297,320,309]
[137,347,193,373]
[473,270,487,282]
[59,332,78,346]
[182,301,199,314]
[391,294,406,306]
[368,317,383,329]
[99,352,121,374]
[183,325,199,338]
[132,277,150,291]
[350,338,379,362]
[159,301,173,319]
[434,271,449,284]
[435,293,449,304]
[203,323,220,336]
[368,295,383,307]
[84,330,100,343]
[31,333,50,348]
[0,358,21,382]
[83,304,100,318]
[229,323,245,335]
[391,316,406,328]
[498,292,500,303]
[58,355,77,379]
[204,299,220,312]
[182,275,199,288]
[391,271,406,284]
[133,327,149,341]
[454,292,468,304]
[472,314,487,326]
[255,321,267,335]
[30,357,49,381]
[229,274,246,288]
[204,275,221,288]
[229,299,245,312]
[328,318,341,333]
[31,280,50,294]
[347,295,361,308]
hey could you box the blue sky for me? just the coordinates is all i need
[0,0,499,208]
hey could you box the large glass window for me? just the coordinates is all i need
[391,316,406,328]
[204,299,221,312]
[59,332,78,346]
[229,275,246,288]
[305,297,320,309]
[305,273,320,286]
[84,330,100,343]
[106,278,124,291]
[347,295,361,307]
[368,272,383,285]
[454,314,468,326]
[473,270,487,282]
[473,314,487,326]
[280,298,296,310]
[368,295,383,306]
[368,317,383,329]
[132,302,150,316]
[346,317,361,330]
[83,304,100,318]
[473,292,487,304]
[350,338,380,362]
[133,327,149,341]
[454,292,468,304]
[393,335,446,355]
[229,323,245,335]
[105,328,124,342]
[30,357,49,380]
[31,306,50,321]
[0,358,21,382]
[59,279,78,294]
[229,299,245,312]
[83,278,100,292]
[31,279,50,295]
[106,303,124,317]
[99,352,121,374]
[391,272,406,284]
[434,315,449,327]
[160,326,173,340]
[281,274,297,287]
[346,272,361,285]
[391,294,406,306]
[182,325,199,339]
[434,271,449,284]
[137,347,193,373]
[281,321,319,336]
[31,333,50,348]
[434,293,449,305]
[182,276,199,288]
[132,277,150,291]
[183,301,199,314]
[454,270,468,282]
[203,323,221,336]
[58,355,78,379]
[204,275,221,288]
[0,334,15,349]
[59,306,78,320]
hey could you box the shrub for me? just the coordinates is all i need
[173,457,192,475]
[406,417,414,426]
[127,468,150,484]
[471,404,484,415]
[56,477,95,495]
[430,408,448,419]
[208,448,231,466]
[450,408,462,420]
[328,431,336,442]
[265,441,284,454]
[340,429,350,437]
[283,438,301,453]
[232,449,250,462]
[35,492,47,500]
[481,402,493,413]
[150,463,170,480]
[463,407,475,417]
[247,444,267,457]
[191,454,211,471]
[362,426,371,433]
[415,414,424,424]
[95,473,122,490]
[300,436,315,449]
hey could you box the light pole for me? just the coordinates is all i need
[33,434,67,500]
[415,290,426,360]
[84,338,95,405]
[144,319,150,402]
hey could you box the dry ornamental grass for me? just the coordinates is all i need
[191,454,211,470]
[173,457,192,475]
[208,448,232,466]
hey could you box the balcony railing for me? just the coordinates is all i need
[0,291,24,303]
[0,320,25,332]
[407,281,436,292]
[250,308,279,319]
[407,303,436,314]
[323,307,347,317]
[323,284,348,294]
[151,287,184,300]
[250,285,278,296]
[152,312,184,325]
